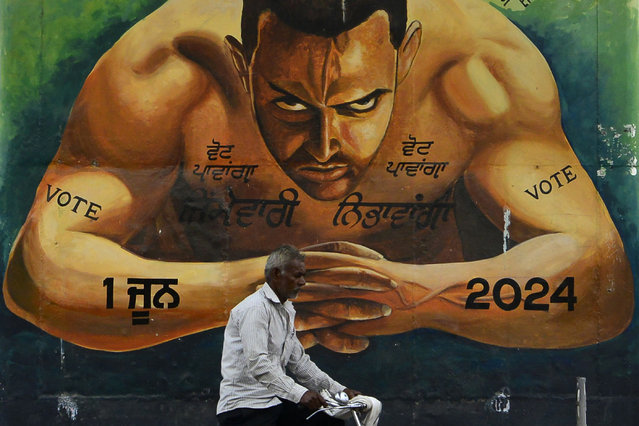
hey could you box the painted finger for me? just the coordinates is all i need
[297,331,318,349]
[303,251,376,270]
[337,311,415,336]
[295,284,371,302]
[295,312,345,331]
[303,299,392,320]
[294,284,401,308]
[306,267,396,291]
[294,284,344,302]
[302,241,384,260]
[314,329,370,353]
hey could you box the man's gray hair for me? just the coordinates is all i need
[265,245,305,280]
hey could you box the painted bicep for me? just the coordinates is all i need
[465,138,611,242]
[33,169,136,237]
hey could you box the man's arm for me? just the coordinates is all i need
[236,306,309,403]
[286,334,345,395]
[288,337,362,401]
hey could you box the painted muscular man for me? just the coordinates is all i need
[3,0,633,352]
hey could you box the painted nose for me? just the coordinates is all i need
[304,111,341,162]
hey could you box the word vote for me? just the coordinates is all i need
[46,184,102,220]
[524,165,577,200]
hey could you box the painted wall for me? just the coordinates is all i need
[1,0,638,424]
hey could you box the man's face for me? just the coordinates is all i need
[272,258,306,301]
[250,11,398,200]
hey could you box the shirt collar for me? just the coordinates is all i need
[262,283,294,310]
[262,282,282,304]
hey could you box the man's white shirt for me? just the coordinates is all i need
[217,284,345,414]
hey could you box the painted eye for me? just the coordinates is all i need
[274,99,309,111]
[344,96,378,112]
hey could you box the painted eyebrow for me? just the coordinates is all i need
[269,83,391,109]
[330,88,392,108]
[268,82,309,103]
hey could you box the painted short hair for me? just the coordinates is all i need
[241,0,407,58]
[264,244,305,281]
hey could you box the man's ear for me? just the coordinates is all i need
[272,267,281,280]
[225,35,250,93]
[397,20,422,84]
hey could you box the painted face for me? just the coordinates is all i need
[250,11,398,200]
[272,258,306,302]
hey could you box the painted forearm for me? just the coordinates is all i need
[4,224,265,351]
[337,232,632,348]
[408,233,632,347]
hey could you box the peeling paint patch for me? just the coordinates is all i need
[503,207,511,253]
[597,124,638,177]
[487,387,511,413]
[624,124,636,138]
[629,156,637,176]
[57,394,78,421]
[597,124,607,136]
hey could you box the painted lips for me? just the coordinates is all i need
[296,164,349,182]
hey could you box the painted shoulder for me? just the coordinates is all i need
[410,0,560,128]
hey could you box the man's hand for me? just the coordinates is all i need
[343,388,362,399]
[299,390,327,411]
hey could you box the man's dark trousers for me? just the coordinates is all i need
[217,400,345,425]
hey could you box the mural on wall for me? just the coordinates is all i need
[3,0,633,352]
[1,0,638,423]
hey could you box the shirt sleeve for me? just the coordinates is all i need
[238,304,308,403]
[286,336,345,396]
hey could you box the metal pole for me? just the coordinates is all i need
[576,377,587,426]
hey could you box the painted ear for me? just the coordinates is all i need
[397,20,422,84]
[225,35,250,92]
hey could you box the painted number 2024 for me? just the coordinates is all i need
[465,277,576,311]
